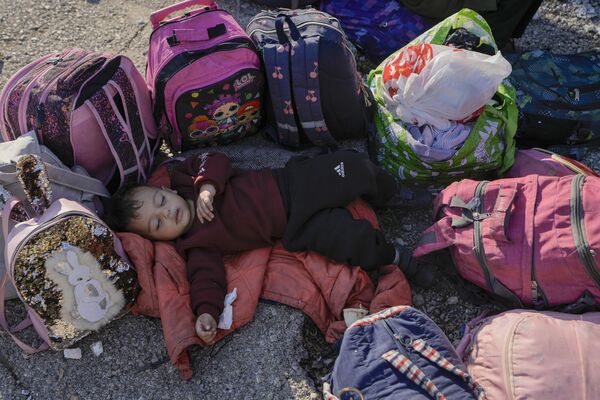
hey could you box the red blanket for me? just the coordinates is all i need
[118,200,411,380]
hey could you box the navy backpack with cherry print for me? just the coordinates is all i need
[247,8,372,148]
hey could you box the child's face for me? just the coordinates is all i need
[127,186,194,241]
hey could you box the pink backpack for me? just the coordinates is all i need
[505,148,598,178]
[414,174,600,310]
[1,197,138,352]
[456,310,600,399]
[0,48,158,191]
[146,0,264,151]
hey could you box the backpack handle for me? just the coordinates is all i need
[168,25,227,46]
[0,273,49,354]
[275,14,301,44]
[0,198,49,354]
[150,0,218,29]
[2,197,25,240]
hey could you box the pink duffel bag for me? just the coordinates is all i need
[414,174,600,309]
[504,148,598,178]
[456,310,600,399]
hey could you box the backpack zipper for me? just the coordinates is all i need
[529,177,547,307]
[248,20,347,42]
[502,316,523,400]
[248,22,355,73]
[381,319,411,358]
[246,10,335,29]
[37,50,93,110]
[153,37,256,125]
[473,181,495,292]
[17,63,57,132]
[571,174,600,290]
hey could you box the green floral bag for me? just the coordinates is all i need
[368,9,517,188]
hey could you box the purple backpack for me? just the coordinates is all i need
[414,174,600,310]
[0,48,158,191]
[147,0,264,152]
[320,0,432,62]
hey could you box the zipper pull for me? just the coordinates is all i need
[531,280,538,300]
[46,57,63,65]
[531,280,545,307]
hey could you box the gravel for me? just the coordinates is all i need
[0,0,598,399]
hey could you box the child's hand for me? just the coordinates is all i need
[197,183,216,223]
[195,313,217,344]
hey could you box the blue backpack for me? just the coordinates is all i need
[320,0,433,62]
[324,306,488,400]
[505,50,600,148]
[247,9,372,148]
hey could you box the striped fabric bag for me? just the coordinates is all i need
[324,306,487,400]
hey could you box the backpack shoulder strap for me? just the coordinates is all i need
[290,34,337,147]
[108,61,154,177]
[84,86,141,189]
[0,198,49,354]
[42,163,110,197]
[263,41,300,147]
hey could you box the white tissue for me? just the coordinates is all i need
[217,288,237,329]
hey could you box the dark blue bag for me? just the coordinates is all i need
[320,0,432,62]
[247,9,372,148]
[324,306,488,400]
[505,50,600,148]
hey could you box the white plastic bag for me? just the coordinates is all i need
[381,44,512,129]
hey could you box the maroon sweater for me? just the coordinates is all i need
[170,153,287,321]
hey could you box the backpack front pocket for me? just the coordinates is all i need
[174,67,264,149]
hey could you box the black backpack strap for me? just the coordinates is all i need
[262,17,300,147]
[290,34,338,147]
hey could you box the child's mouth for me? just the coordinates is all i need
[175,208,181,224]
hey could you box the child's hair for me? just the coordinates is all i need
[102,183,145,232]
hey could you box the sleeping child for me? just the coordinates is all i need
[103,150,425,344]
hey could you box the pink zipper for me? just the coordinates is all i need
[17,49,81,133]
[17,63,56,133]
[0,53,55,139]
[37,50,90,112]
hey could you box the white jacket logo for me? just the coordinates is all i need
[334,162,345,178]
